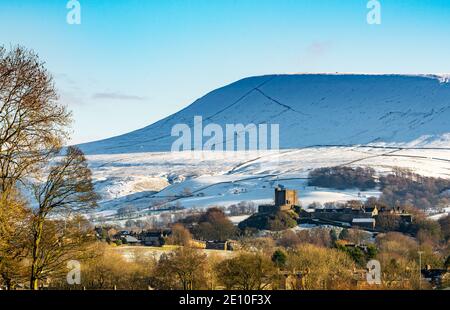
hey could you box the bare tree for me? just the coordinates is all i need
[0,45,71,193]
[30,146,98,289]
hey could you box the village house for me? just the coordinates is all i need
[421,264,450,288]
[121,235,141,246]
[301,204,413,231]
[139,229,171,247]
[301,205,379,229]
[352,218,376,230]
[380,206,413,224]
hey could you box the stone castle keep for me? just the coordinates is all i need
[258,186,298,214]
[257,185,412,231]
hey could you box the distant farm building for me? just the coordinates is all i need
[352,218,376,230]
[139,229,171,247]
[301,204,413,231]
[302,205,379,225]
[205,240,239,251]
[121,235,141,245]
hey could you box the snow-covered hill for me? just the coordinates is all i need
[79,74,450,155]
[77,74,450,218]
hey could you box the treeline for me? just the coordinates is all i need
[308,166,450,211]
[48,224,450,290]
[308,166,377,190]
[378,168,450,210]
[309,197,450,243]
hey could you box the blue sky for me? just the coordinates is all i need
[1,0,450,144]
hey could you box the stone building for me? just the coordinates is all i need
[258,186,299,214]
[352,218,376,230]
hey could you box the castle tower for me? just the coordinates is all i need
[258,186,299,214]
[274,186,298,211]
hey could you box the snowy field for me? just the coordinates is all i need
[87,146,450,218]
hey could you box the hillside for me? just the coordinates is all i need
[76,74,450,216]
[79,74,450,155]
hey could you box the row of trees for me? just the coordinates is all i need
[378,168,450,210]
[47,224,450,290]
[308,166,377,190]
[308,166,450,211]
[0,46,98,289]
[47,243,357,290]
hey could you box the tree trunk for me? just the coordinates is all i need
[30,216,44,290]
[30,277,39,290]
[5,279,12,290]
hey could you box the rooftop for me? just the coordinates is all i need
[352,218,375,223]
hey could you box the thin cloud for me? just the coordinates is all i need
[306,41,332,58]
[92,92,147,101]
[55,73,77,86]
